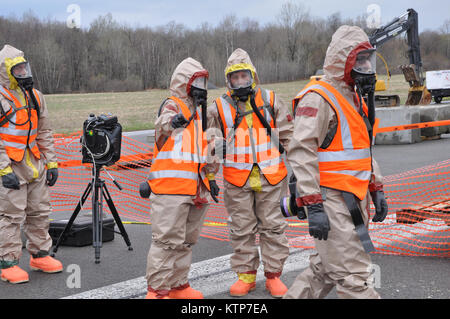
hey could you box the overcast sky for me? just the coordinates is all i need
[1,0,448,32]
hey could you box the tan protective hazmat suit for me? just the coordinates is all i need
[284,26,383,299]
[208,49,293,277]
[145,58,218,294]
[0,45,58,268]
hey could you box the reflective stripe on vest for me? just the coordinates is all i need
[317,148,371,162]
[148,170,198,181]
[295,83,354,149]
[216,87,287,187]
[2,139,37,150]
[148,96,210,196]
[321,170,371,181]
[0,86,40,162]
[293,81,372,200]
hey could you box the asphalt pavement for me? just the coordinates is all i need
[0,136,449,300]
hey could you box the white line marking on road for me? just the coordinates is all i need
[62,218,448,299]
[62,248,312,299]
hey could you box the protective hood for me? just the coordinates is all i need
[169,57,208,102]
[323,26,373,87]
[0,44,26,90]
[224,48,260,89]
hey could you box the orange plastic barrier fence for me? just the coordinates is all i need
[375,120,450,134]
[51,132,153,224]
[370,160,449,257]
[50,132,449,257]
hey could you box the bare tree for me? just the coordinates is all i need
[440,19,450,59]
[278,1,309,62]
[32,36,65,93]
[218,14,240,59]
[0,6,447,94]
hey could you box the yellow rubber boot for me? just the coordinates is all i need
[229,271,257,297]
[169,283,203,299]
[1,266,29,284]
[265,272,288,298]
[30,256,63,273]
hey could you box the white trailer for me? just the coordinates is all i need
[426,70,450,103]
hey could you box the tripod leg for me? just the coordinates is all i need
[52,182,93,256]
[92,180,103,264]
[102,184,133,250]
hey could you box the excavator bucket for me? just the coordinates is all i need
[405,86,432,105]
[400,64,432,105]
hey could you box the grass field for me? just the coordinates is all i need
[45,74,412,134]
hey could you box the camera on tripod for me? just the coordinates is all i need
[52,113,132,264]
[81,114,122,167]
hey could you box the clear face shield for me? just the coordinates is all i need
[353,49,376,75]
[191,75,208,91]
[227,69,254,90]
[11,61,33,80]
[352,49,377,96]
[189,75,208,109]
[11,61,34,90]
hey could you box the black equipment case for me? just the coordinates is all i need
[49,217,115,247]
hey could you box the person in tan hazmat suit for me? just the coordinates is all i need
[284,26,388,299]
[208,48,294,298]
[0,45,62,284]
[139,57,220,299]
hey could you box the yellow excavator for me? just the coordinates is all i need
[372,53,401,107]
[369,8,431,106]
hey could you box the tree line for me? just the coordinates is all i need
[1,3,449,94]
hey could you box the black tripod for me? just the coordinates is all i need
[51,164,133,264]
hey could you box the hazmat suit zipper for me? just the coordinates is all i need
[244,100,258,163]
[244,100,262,192]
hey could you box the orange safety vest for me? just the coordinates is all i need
[148,96,210,196]
[292,81,372,200]
[0,86,41,162]
[215,87,287,187]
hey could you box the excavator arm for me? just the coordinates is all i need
[369,8,431,105]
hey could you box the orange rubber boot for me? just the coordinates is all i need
[229,272,257,297]
[1,266,29,284]
[265,272,288,298]
[145,287,170,299]
[30,256,63,273]
[169,283,203,299]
